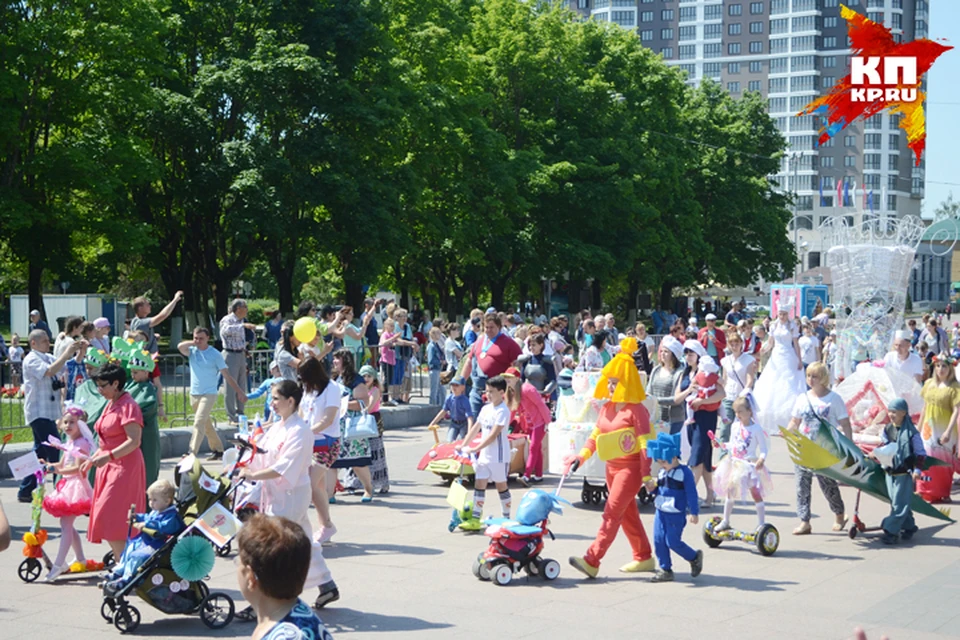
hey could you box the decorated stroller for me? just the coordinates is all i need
[99,441,261,633]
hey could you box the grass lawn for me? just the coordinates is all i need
[0,392,268,444]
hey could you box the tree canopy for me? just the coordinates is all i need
[0,0,795,321]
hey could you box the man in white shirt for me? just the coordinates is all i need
[883,330,925,384]
[18,330,84,501]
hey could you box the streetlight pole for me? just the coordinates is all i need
[792,152,802,283]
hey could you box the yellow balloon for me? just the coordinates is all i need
[293,317,317,344]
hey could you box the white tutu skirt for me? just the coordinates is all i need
[754,345,806,434]
[712,456,773,500]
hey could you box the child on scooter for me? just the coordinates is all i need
[712,394,771,533]
[457,376,512,529]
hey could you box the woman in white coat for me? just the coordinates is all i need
[237,380,340,618]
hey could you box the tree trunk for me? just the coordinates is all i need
[267,248,297,315]
[212,276,231,326]
[28,261,46,324]
[659,282,674,316]
[490,278,507,312]
[627,279,639,325]
[344,277,364,314]
[591,279,602,311]
[452,278,468,319]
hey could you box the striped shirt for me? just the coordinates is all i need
[219,313,247,351]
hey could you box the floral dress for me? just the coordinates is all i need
[262,599,334,640]
[331,375,372,469]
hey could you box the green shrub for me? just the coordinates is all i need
[246,299,278,325]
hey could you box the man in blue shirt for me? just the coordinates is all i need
[177,327,245,461]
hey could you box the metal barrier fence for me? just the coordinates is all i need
[0,344,428,439]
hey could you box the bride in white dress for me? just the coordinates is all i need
[755,307,806,434]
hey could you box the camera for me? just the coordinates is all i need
[51,377,65,391]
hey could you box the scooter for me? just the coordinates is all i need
[702,516,780,556]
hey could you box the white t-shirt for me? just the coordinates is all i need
[791,390,848,439]
[300,382,344,438]
[9,346,24,363]
[883,351,924,380]
[798,335,820,365]
[721,352,755,397]
[53,334,75,360]
[476,401,511,465]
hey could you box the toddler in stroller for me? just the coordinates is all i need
[104,479,183,592]
[100,459,240,633]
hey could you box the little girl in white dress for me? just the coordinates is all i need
[712,394,772,532]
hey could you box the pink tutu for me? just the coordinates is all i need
[712,455,773,500]
[43,476,93,518]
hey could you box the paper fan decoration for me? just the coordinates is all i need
[170,536,216,582]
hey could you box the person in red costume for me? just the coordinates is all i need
[503,367,552,485]
[564,338,655,578]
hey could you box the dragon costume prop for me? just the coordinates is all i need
[780,422,953,524]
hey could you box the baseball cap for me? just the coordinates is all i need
[30,309,40,316]
[705,313,717,321]
[451,376,466,386]
[485,307,497,314]
[502,367,522,379]
[93,317,111,329]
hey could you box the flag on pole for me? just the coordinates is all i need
[836,177,844,208]
[819,177,825,207]
[843,178,851,208]
[868,188,874,213]
[862,174,868,210]
[881,185,887,212]
[850,179,857,210]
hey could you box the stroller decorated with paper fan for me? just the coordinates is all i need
[100,453,253,633]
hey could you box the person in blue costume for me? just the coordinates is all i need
[104,479,183,591]
[645,432,704,583]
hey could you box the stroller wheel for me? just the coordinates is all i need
[526,557,541,577]
[100,599,116,623]
[200,592,235,629]
[102,550,116,569]
[196,580,210,605]
[113,604,141,634]
[580,489,590,504]
[540,558,561,581]
[18,558,42,583]
[215,541,232,557]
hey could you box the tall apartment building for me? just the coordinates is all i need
[569,0,929,276]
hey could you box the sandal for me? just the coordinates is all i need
[832,517,848,532]
[793,522,812,535]
[235,605,257,623]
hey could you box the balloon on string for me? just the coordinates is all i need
[293,317,317,344]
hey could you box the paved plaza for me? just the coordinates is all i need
[1,424,959,640]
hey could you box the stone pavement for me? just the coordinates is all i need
[0,426,958,640]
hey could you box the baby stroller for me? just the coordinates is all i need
[100,452,252,633]
[472,479,570,586]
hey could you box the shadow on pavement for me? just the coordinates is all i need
[321,608,453,633]
[690,574,798,591]
[323,542,443,559]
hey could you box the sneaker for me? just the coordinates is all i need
[315,525,337,544]
[714,520,731,532]
[235,605,256,623]
[43,564,67,582]
[880,532,899,545]
[650,569,675,583]
[690,550,704,578]
[206,451,223,461]
[901,526,919,541]
[519,476,530,487]
[568,556,599,579]
[314,582,340,609]
[619,558,655,573]
[17,495,31,503]
[531,476,543,483]
[328,496,336,504]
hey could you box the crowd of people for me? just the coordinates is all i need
[3,294,960,637]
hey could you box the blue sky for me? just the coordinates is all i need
[922,1,959,217]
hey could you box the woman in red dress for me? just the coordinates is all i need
[81,363,146,558]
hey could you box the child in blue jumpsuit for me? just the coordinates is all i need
[645,432,704,582]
